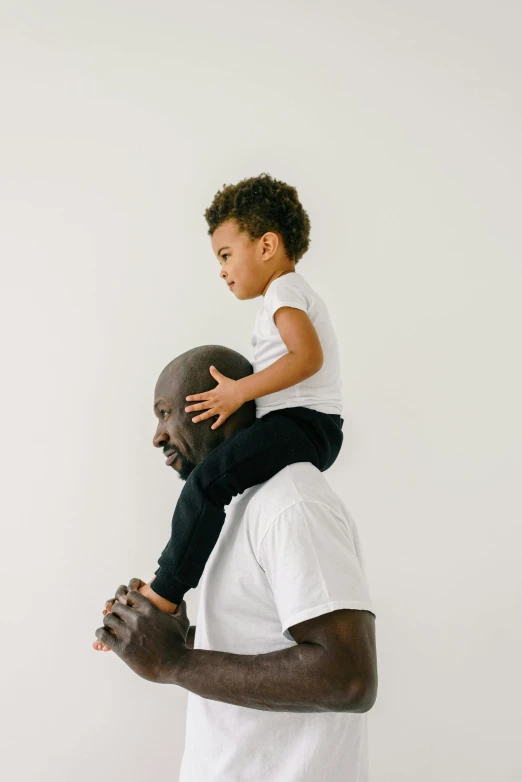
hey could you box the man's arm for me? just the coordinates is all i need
[173,609,377,713]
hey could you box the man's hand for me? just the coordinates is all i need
[94,586,191,684]
[94,577,149,652]
[185,365,245,430]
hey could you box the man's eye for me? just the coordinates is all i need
[161,410,169,420]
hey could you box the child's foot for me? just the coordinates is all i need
[93,604,115,651]
[93,639,111,651]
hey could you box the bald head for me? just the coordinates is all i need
[153,345,256,472]
[157,345,253,408]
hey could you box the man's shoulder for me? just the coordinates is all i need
[242,462,342,521]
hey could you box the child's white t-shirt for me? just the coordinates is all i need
[251,271,343,418]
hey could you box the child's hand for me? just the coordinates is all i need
[185,365,244,430]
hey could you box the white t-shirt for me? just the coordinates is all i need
[179,462,375,782]
[251,272,343,418]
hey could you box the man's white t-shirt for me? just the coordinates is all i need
[251,272,343,418]
[179,462,375,782]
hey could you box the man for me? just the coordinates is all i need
[96,345,378,781]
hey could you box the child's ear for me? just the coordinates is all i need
[260,231,278,261]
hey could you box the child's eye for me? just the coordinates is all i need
[222,254,229,261]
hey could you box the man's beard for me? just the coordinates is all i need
[177,452,196,481]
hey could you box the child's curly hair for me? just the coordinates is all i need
[204,173,311,263]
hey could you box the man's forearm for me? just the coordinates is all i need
[172,642,363,713]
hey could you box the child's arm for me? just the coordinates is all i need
[185,307,323,429]
[237,306,323,401]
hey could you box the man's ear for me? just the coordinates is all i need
[222,399,256,441]
[218,416,235,442]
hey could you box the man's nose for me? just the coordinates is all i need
[153,427,168,448]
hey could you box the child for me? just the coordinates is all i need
[94,173,343,651]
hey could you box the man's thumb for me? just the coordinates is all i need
[173,599,187,617]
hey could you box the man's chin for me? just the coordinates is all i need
[176,461,196,482]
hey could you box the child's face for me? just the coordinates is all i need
[211,219,269,300]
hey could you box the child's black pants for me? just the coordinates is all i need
[152,406,344,604]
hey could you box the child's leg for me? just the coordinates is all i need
[276,407,344,472]
[151,409,343,605]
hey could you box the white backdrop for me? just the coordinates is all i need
[1,2,521,780]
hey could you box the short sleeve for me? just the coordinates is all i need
[257,501,375,641]
[264,276,309,324]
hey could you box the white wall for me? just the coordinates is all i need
[1,2,521,780]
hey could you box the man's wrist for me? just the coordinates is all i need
[161,644,192,686]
